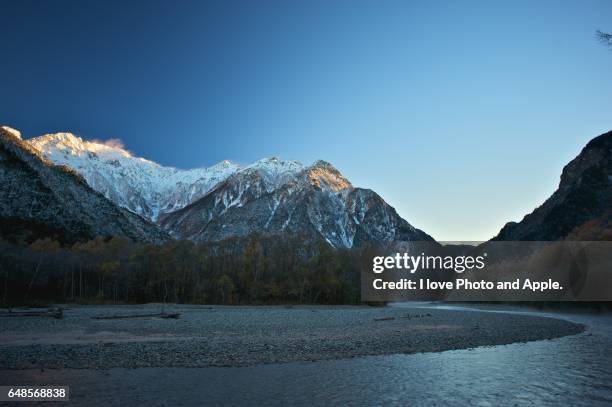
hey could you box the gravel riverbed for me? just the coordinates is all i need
[0,304,583,369]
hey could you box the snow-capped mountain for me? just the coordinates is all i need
[28,131,432,247]
[160,160,433,247]
[0,127,168,244]
[29,133,241,220]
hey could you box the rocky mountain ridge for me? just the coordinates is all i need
[29,132,242,220]
[26,130,432,247]
[160,159,433,247]
[494,130,612,240]
[0,126,169,244]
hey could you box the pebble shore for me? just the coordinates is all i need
[0,304,584,369]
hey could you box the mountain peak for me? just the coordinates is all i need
[311,159,333,168]
[29,132,134,160]
[1,126,22,140]
[31,132,84,146]
[584,129,612,150]
[248,156,303,169]
[244,156,304,176]
[306,160,352,192]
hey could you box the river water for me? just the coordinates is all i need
[181,304,612,406]
[4,303,612,406]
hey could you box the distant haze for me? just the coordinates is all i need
[1,0,611,240]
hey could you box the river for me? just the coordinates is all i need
[3,303,611,406]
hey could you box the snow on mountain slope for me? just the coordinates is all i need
[28,131,432,248]
[0,127,168,244]
[29,133,243,220]
[160,160,433,248]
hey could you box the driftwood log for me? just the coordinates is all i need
[373,316,395,321]
[91,312,180,320]
[0,308,63,319]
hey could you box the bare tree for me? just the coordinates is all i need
[596,30,612,48]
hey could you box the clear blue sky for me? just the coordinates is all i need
[1,0,611,240]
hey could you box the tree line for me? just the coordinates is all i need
[0,234,363,306]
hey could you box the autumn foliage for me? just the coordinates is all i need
[0,234,361,306]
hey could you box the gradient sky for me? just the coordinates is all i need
[1,0,611,241]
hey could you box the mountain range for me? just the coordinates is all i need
[3,127,432,246]
[1,126,610,246]
[29,132,241,221]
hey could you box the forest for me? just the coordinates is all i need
[0,233,364,306]
[1,213,609,307]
